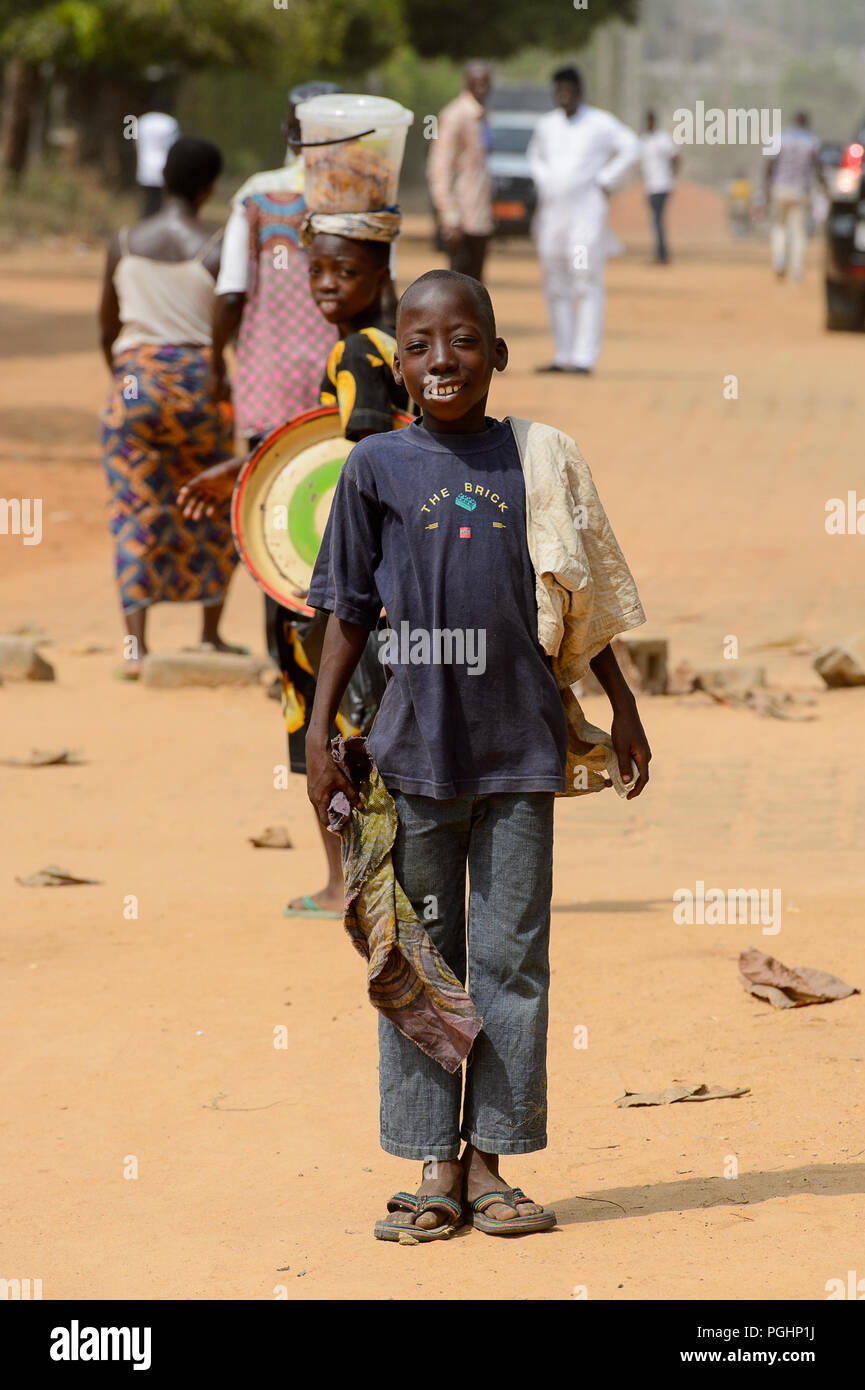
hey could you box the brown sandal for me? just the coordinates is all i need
[470,1186,557,1236]
[373,1190,462,1242]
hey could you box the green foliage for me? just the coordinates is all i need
[778,57,863,143]
[0,0,404,75]
[373,43,461,187]
[176,0,407,184]
[2,0,279,73]
[279,0,405,76]
[1,1,106,65]
[401,0,638,60]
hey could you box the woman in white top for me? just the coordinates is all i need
[99,136,241,676]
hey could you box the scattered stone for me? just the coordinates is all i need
[694,664,766,694]
[747,635,809,652]
[668,659,697,695]
[682,682,817,720]
[397,1232,420,1246]
[812,635,865,688]
[141,651,275,689]
[249,826,293,849]
[0,748,84,767]
[16,865,102,887]
[0,636,55,681]
[746,691,816,721]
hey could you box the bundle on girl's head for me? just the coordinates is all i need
[299,207,401,247]
[295,92,413,240]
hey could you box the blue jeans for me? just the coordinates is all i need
[648,190,670,262]
[379,789,555,1160]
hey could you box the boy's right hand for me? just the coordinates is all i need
[306,738,361,829]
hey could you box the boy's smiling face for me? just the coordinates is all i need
[394,281,508,433]
[307,233,388,328]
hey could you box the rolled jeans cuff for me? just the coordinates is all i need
[462,1128,548,1156]
[380,1133,461,1161]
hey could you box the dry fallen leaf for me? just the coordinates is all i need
[739,947,859,1008]
[615,1083,749,1108]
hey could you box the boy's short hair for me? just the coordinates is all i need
[396,269,496,339]
[163,136,222,200]
[553,65,582,88]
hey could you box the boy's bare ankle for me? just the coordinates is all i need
[419,1157,461,1189]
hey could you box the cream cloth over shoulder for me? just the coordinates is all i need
[508,416,646,797]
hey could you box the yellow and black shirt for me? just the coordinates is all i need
[319,325,413,442]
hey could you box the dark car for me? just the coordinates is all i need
[824,123,865,330]
[488,112,540,238]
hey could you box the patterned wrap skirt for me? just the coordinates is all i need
[101,345,237,614]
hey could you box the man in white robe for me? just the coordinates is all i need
[527,66,639,374]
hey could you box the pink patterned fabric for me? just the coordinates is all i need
[234,188,337,438]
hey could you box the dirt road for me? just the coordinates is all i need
[2,207,864,1301]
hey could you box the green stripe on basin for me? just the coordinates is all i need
[286,456,346,565]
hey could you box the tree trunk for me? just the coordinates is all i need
[66,68,149,189]
[1,58,40,185]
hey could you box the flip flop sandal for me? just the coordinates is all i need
[374,1191,462,1243]
[282,895,342,919]
[470,1187,557,1236]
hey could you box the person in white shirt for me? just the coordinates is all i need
[136,110,180,217]
[764,111,822,285]
[527,66,639,374]
[640,109,679,264]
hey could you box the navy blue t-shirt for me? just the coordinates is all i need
[307,417,568,798]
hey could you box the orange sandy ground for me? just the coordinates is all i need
[1,192,864,1301]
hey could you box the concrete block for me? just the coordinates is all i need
[572,637,660,697]
[668,660,697,695]
[624,638,668,694]
[141,651,275,689]
[0,635,55,681]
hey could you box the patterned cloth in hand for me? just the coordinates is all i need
[327,735,482,1073]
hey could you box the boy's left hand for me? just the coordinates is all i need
[611,703,651,799]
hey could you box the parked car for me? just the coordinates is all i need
[488,111,541,237]
[823,123,865,330]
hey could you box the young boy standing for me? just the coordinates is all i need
[305,269,651,1237]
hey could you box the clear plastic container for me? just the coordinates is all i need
[296,94,414,213]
